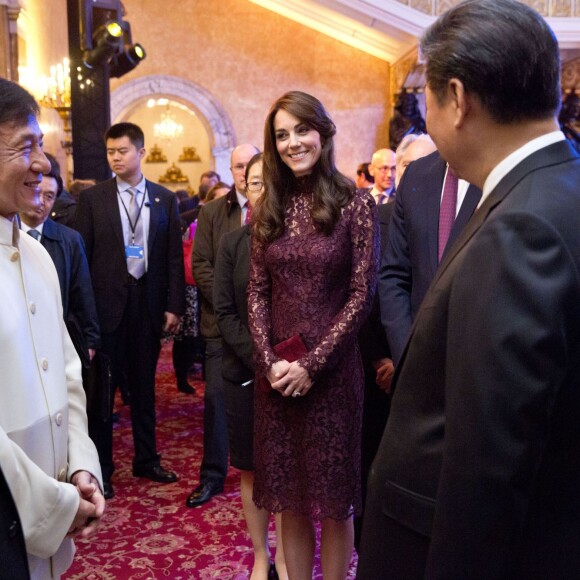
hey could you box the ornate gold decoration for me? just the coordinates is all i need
[178,147,201,162]
[145,144,167,163]
[159,163,189,184]
[20,57,75,155]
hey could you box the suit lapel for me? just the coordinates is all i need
[40,218,61,242]
[146,181,161,253]
[99,180,126,256]
[448,184,481,246]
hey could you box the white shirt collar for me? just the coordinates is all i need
[21,222,44,236]
[235,188,247,208]
[479,131,565,208]
[116,175,147,195]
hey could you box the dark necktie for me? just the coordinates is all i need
[244,202,252,225]
[438,169,458,263]
[127,187,146,279]
[27,229,40,241]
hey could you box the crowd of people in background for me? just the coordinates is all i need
[2,0,580,579]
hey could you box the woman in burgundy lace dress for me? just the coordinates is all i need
[248,91,379,578]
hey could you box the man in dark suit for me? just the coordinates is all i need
[20,169,100,364]
[380,149,481,365]
[187,143,259,507]
[76,122,184,499]
[358,1,580,578]
[0,467,29,579]
[354,202,394,550]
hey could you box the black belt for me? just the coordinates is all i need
[127,274,147,286]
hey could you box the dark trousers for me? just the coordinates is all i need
[199,337,228,484]
[355,370,391,549]
[173,337,196,388]
[93,283,161,481]
[356,464,430,580]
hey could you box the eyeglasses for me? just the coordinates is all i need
[246,181,263,192]
[374,165,396,173]
[232,163,248,172]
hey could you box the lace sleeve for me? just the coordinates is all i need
[247,235,280,375]
[300,192,379,380]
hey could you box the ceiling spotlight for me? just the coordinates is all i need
[109,43,146,78]
[83,21,123,68]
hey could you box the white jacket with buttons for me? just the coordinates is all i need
[0,216,102,579]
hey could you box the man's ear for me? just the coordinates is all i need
[448,78,470,129]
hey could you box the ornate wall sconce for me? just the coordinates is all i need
[159,162,189,184]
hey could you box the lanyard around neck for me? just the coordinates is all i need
[118,185,148,239]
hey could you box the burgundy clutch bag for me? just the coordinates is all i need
[256,334,308,393]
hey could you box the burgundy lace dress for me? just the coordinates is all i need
[248,179,379,520]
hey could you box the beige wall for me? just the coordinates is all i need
[112,0,391,178]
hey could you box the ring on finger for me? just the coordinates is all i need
[292,391,301,398]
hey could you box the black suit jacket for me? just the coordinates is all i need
[380,151,481,365]
[38,218,100,356]
[358,202,393,369]
[192,187,243,338]
[75,178,185,334]
[214,225,253,383]
[0,468,29,579]
[371,140,580,579]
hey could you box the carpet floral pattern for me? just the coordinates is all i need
[64,343,358,579]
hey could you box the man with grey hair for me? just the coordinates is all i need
[394,133,436,188]
[0,77,104,579]
[359,1,580,577]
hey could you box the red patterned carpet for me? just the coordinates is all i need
[65,342,358,579]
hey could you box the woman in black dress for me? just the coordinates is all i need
[214,153,286,580]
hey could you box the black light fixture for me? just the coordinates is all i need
[109,20,146,78]
[83,20,123,68]
[109,43,146,78]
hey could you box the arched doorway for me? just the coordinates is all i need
[110,75,236,188]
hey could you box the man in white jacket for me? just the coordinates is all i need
[0,78,105,578]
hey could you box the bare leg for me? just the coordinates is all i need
[240,470,270,580]
[320,517,354,580]
[281,511,315,580]
[274,512,288,580]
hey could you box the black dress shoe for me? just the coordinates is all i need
[133,465,178,483]
[177,381,195,394]
[186,481,223,508]
[103,481,114,500]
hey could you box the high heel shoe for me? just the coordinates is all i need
[268,561,279,580]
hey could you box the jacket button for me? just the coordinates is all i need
[41,358,49,370]
[57,468,66,481]
[55,412,63,426]
[30,302,37,314]
[8,521,18,538]
[10,251,19,262]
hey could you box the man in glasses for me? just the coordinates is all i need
[369,148,396,204]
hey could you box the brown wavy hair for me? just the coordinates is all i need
[253,91,354,244]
